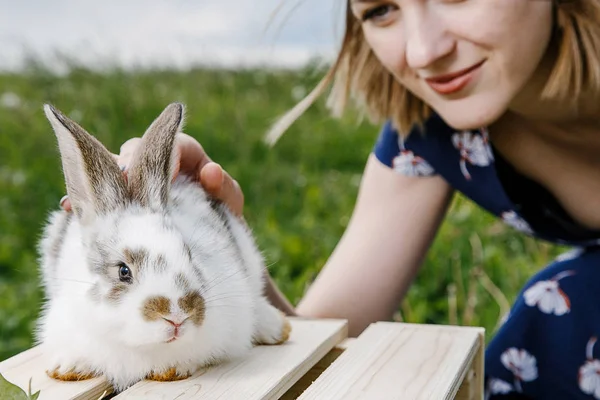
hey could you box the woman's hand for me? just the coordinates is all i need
[59,133,245,217]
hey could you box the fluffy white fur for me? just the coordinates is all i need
[35,103,289,392]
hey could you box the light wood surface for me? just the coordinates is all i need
[113,317,348,399]
[295,322,484,400]
[0,345,112,400]
[1,319,485,400]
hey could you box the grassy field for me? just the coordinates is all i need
[0,60,566,361]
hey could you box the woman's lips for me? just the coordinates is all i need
[425,60,485,95]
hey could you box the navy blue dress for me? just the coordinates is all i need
[373,115,600,400]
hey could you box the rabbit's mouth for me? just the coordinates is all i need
[162,316,188,343]
[165,329,181,343]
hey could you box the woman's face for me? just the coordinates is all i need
[350,0,555,129]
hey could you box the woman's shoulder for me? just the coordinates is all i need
[373,113,495,179]
[372,114,512,219]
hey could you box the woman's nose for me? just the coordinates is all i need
[404,11,454,69]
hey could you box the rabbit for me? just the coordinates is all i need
[35,102,292,393]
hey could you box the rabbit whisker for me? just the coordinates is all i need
[200,269,254,292]
[202,291,257,300]
[203,297,254,305]
[46,277,95,285]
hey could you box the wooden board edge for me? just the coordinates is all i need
[266,319,349,400]
[444,327,485,400]
[279,335,354,399]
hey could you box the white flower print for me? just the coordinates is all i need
[487,378,514,395]
[501,348,538,392]
[523,270,576,316]
[451,128,494,180]
[555,247,584,263]
[501,211,533,234]
[392,150,435,177]
[579,337,600,399]
[498,310,510,327]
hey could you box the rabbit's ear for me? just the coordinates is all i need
[127,103,184,210]
[44,104,128,225]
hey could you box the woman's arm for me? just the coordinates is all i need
[284,153,454,337]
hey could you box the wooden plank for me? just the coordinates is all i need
[113,317,348,399]
[0,345,112,400]
[455,330,485,400]
[280,338,356,400]
[296,322,484,400]
[472,329,485,400]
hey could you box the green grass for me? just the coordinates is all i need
[0,60,567,361]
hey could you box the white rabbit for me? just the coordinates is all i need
[35,103,291,393]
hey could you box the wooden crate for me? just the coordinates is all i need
[0,318,484,400]
[291,322,484,400]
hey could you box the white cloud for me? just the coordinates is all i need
[0,0,345,71]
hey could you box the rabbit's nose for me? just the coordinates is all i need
[162,317,187,327]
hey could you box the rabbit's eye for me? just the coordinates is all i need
[118,263,133,283]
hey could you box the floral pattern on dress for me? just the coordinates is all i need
[500,348,538,392]
[487,378,514,396]
[392,150,435,177]
[523,270,575,316]
[501,211,533,234]
[498,310,510,327]
[579,337,600,399]
[555,248,585,263]
[451,128,494,180]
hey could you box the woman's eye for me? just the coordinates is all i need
[118,263,133,283]
[361,5,394,22]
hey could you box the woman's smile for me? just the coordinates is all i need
[424,60,486,95]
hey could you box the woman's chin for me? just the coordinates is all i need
[429,92,512,131]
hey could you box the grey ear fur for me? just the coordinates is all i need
[126,102,184,210]
[44,104,129,225]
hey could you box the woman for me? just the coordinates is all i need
[62,0,600,398]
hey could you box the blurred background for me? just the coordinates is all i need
[0,0,565,361]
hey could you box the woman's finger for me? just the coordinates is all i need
[199,162,244,217]
[117,137,142,170]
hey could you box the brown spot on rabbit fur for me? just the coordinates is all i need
[142,296,171,321]
[146,366,190,382]
[174,273,191,291]
[122,248,168,275]
[123,248,149,270]
[155,254,168,273]
[107,283,129,302]
[47,366,97,381]
[178,291,205,325]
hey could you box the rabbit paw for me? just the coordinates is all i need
[47,365,98,381]
[254,300,292,345]
[276,317,292,344]
[145,364,197,382]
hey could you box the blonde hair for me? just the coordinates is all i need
[265,0,600,145]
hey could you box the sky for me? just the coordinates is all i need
[0,0,345,71]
